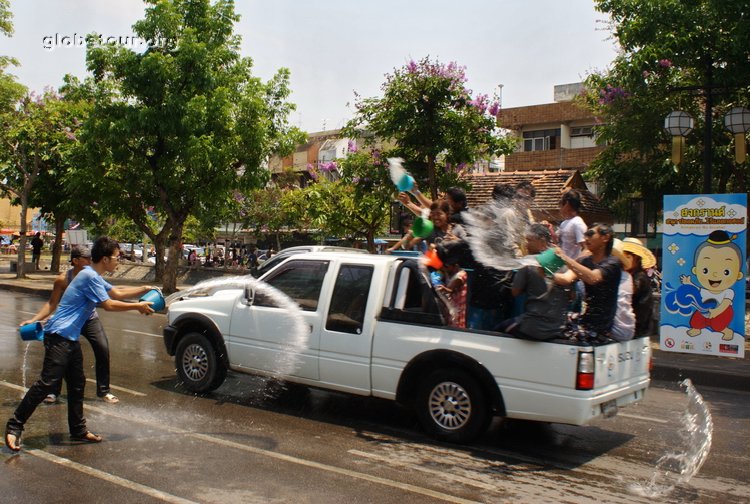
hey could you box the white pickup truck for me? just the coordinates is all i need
[163,252,651,443]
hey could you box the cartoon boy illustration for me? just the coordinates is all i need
[680,230,744,341]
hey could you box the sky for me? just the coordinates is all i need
[0,0,619,132]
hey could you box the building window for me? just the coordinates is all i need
[570,126,594,137]
[522,129,560,151]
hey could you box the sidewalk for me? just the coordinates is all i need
[1,268,748,393]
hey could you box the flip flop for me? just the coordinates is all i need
[70,431,103,443]
[5,431,21,452]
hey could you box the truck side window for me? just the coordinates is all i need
[255,260,329,311]
[326,265,373,334]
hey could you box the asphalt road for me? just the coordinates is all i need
[1,290,748,503]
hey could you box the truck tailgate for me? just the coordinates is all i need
[594,337,651,389]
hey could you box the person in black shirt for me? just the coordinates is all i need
[552,223,622,336]
[31,232,44,270]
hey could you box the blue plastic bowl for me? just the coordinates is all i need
[396,174,415,192]
[19,322,44,342]
[140,289,165,312]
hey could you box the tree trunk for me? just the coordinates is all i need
[427,155,437,201]
[366,229,376,254]
[51,218,65,273]
[16,203,28,279]
[161,222,184,294]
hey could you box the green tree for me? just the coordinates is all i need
[80,0,303,292]
[301,150,394,252]
[27,79,93,273]
[582,0,750,211]
[0,0,25,112]
[238,169,309,251]
[345,57,515,200]
[0,91,74,277]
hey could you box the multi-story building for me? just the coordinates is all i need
[497,83,604,175]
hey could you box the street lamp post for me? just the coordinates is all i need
[665,105,748,193]
[724,107,750,164]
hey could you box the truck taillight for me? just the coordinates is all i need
[576,351,594,390]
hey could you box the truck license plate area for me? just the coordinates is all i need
[601,399,618,418]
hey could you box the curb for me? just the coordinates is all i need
[650,360,750,392]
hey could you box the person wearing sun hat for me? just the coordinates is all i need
[609,239,636,341]
[621,237,656,335]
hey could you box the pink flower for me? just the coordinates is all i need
[658,59,672,68]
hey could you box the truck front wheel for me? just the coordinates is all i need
[416,369,489,443]
[175,332,227,393]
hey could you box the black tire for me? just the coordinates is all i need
[175,332,227,393]
[415,368,489,443]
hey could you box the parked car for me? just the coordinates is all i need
[119,243,143,261]
[250,245,367,277]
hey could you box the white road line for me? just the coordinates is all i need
[18,310,37,316]
[618,412,669,424]
[187,432,482,504]
[0,381,481,504]
[2,380,27,393]
[349,449,499,491]
[2,380,145,398]
[85,379,147,397]
[27,449,198,504]
[122,329,162,338]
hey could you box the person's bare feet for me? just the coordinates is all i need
[71,431,103,443]
[5,431,21,452]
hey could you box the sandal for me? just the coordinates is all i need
[71,431,103,443]
[5,431,21,452]
[101,393,119,404]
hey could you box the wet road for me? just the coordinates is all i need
[1,290,748,503]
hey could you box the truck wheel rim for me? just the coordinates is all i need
[428,381,471,430]
[182,344,208,381]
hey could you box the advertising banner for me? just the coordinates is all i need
[660,194,747,358]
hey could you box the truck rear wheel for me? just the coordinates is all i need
[416,369,489,443]
[175,332,227,393]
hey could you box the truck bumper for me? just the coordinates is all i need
[502,376,651,425]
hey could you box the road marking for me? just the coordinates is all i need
[618,412,668,424]
[84,402,482,504]
[85,379,147,397]
[27,449,198,504]
[0,380,481,504]
[123,329,162,338]
[2,380,27,393]
[349,449,499,491]
[2,380,145,398]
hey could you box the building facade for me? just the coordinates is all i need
[497,83,604,175]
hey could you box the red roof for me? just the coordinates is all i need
[463,169,613,225]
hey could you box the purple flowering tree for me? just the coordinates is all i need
[0,88,88,277]
[344,57,514,199]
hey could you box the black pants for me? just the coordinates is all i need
[51,317,111,397]
[6,333,88,437]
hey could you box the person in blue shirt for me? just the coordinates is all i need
[5,236,154,452]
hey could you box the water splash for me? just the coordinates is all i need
[20,342,32,396]
[165,275,309,378]
[628,379,713,497]
[461,199,538,271]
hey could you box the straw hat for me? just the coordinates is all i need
[621,237,657,269]
[611,238,632,270]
